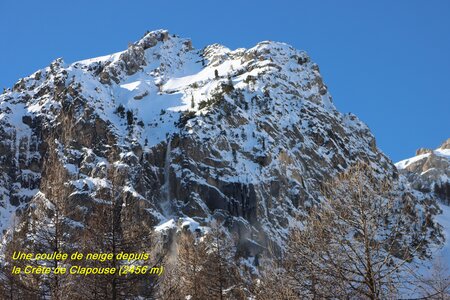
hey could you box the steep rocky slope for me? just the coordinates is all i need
[395,139,450,298]
[0,30,441,255]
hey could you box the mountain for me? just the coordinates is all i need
[0,29,441,260]
[396,139,450,204]
[395,139,450,297]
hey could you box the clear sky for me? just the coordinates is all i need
[1,0,449,162]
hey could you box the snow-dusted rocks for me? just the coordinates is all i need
[396,138,450,204]
[0,30,442,255]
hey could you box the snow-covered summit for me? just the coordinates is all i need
[396,138,450,204]
[2,29,337,149]
[0,30,441,253]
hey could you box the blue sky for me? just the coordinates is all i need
[1,0,449,162]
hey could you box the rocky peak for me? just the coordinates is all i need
[440,138,450,149]
[396,138,450,204]
[416,148,432,155]
[0,30,442,255]
[137,29,170,49]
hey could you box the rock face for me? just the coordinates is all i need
[396,138,450,204]
[0,30,441,253]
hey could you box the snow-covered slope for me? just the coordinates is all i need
[396,139,450,296]
[396,138,450,204]
[0,30,442,255]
